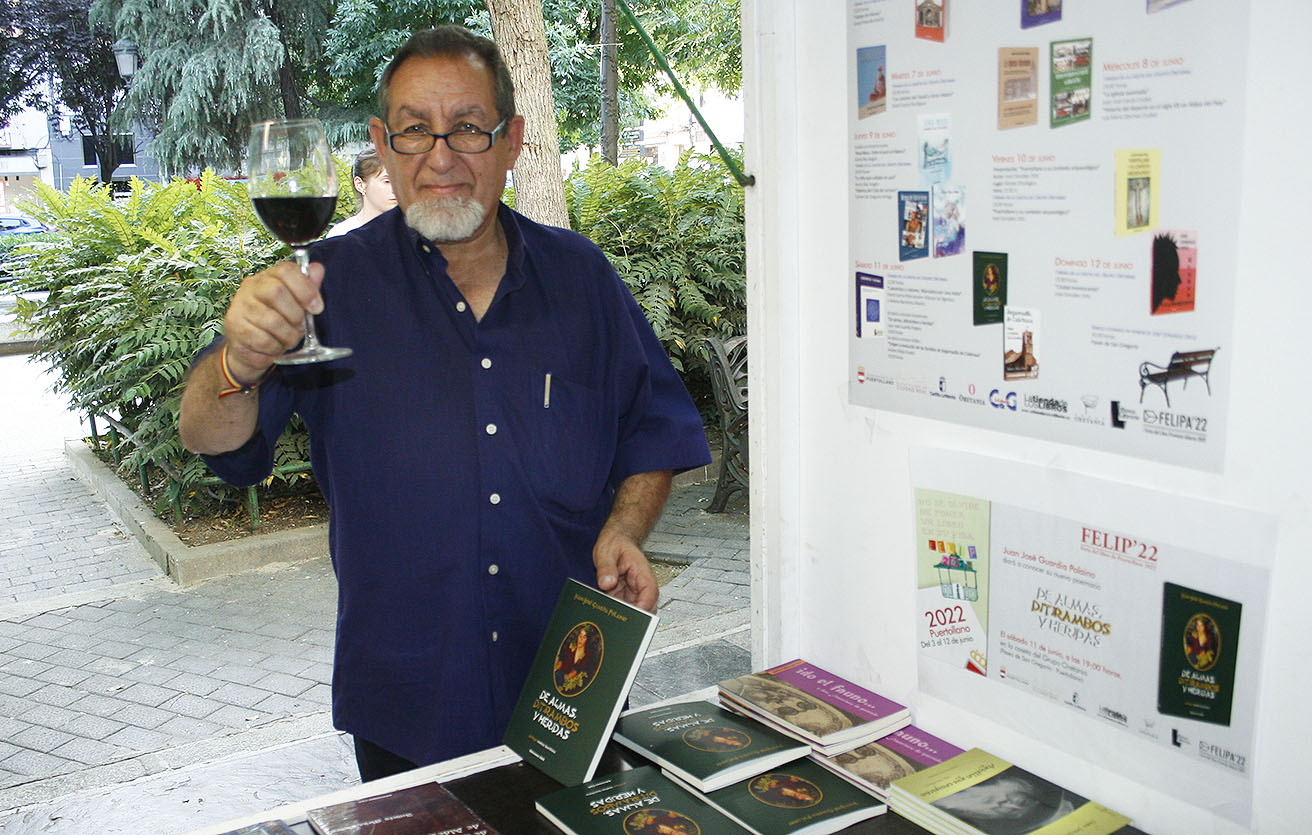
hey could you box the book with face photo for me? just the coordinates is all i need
[898,190,930,261]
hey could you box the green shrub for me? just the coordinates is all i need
[9,174,305,513]
[566,150,746,413]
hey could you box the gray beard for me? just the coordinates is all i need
[404,195,487,243]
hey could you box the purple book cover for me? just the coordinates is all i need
[765,659,907,722]
[876,725,964,767]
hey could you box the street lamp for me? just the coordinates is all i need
[112,39,138,81]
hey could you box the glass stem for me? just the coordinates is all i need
[294,248,322,351]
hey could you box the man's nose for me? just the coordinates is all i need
[421,137,460,170]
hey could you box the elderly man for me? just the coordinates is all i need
[179,25,709,781]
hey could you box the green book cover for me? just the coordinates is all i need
[1050,38,1092,128]
[614,700,810,792]
[504,578,658,785]
[535,764,752,834]
[697,757,886,834]
[972,252,1008,326]
[1157,582,1242,726]
[890,748,1131,835]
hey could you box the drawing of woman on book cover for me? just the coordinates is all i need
[554,622,604,696]
[624,808,702,835]
[749,773,823,808]
[685,725,751,752]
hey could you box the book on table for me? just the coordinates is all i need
[675,756,886,835]
[888,747,1133,835]
[717,659,911,755]
[811,723,964,800]
[215,821,298,835]
[613,699,810,792]
[305,779,499,834]
[503,578,658,785]
[535,764,752,834]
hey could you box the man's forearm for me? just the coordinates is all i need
[178,347,262,455]
[602,470,673,544]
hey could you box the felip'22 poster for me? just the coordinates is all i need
[912,449,1271,826]
[849,1,1248,470]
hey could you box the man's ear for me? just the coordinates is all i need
[504,115,526,166]
[369,118,388,159]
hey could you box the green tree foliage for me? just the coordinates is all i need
[566,150,745,411]
[0,0,131,182]
[89,0,335,173]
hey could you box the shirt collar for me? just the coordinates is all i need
[401,203,527,296]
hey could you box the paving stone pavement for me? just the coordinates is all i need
[0,344,752,834]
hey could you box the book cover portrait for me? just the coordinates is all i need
[972,251,1007,325]
[1151,229,1198,315]
[1050,38,1092,127]
[1022,0,1062,29]
[997,47,1039,130]
[555,622,604,696]
[915,0,946,42]
[898,190,930,261]
[1158,582,1242,726]
[857,45,888,119]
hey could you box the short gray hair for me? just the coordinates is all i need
[377,26,516,126]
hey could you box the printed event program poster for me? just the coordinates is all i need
[848,4,1248,471]
[911,449,1272,826]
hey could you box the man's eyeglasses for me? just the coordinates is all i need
[385,120,507,155]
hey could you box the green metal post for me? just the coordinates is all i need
[614,0,756,188]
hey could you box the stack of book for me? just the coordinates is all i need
[811,723,964,801]
[888,747,1134,835]
[610,698,887,833]
[718,659,912,755]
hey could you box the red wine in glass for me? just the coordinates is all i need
[248,119,352,364]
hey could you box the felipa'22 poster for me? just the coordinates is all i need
[914,489,991,676]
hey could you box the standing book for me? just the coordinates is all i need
[718,659,910,755]
[536,764,752,834]
[504,578,658,785]
[305,780,499,834]
[613,700,810,792]
[683,757,886,835]
[889,748,1132,835]
[812,724,964,800]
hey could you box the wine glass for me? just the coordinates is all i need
[247,118,352,364]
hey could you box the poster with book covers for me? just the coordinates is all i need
[849,3,1248,470]
[911,449,1273,825]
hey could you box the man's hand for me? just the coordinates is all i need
[594,528,659,613]
[178,259,323,456]
[592,470,672,614]
[222,260,325,379]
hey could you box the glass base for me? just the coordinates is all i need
[274,344,354,365]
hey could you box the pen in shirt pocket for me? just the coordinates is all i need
[544,372,552,408]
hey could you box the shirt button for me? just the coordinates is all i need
[456,301,467,312]
[485,423,497,435]
[489,493,501,505]
[488,564,500,575]
[481,357,492,369]
[491,631,499,642]
[421,244,431,253]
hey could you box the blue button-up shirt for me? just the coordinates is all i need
[204,205,710,765]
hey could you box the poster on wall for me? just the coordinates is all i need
[911,448,1272,825]
[848,1,1248,470]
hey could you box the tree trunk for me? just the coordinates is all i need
[484,0,570,229]
[600,0,619,165]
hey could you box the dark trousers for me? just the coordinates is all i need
[353,736,419,782]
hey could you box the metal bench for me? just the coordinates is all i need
[705,335,748,513]
[1138,348,1217,407]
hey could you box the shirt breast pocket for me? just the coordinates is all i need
[516,369,613,515]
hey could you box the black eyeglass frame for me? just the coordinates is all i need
[384,119,508,155]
